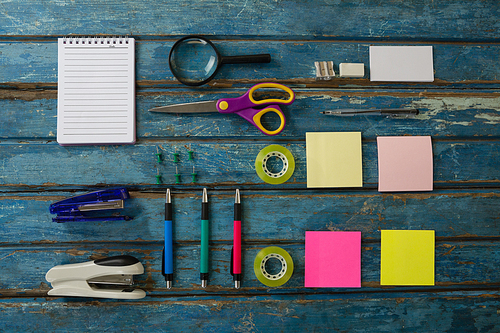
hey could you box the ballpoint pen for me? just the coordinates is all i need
[162,189,173,289]
[320,108,419,118]
[232,189,242,289]
[200,188,209,288]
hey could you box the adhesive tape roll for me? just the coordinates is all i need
[255,145,295,184]
[254,246,294,287]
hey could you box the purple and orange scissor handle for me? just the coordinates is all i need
[149,83,295,136]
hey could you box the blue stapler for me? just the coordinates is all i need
[50,188,132,223]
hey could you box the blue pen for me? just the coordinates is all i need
[162,189,173,289]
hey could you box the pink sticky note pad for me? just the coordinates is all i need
[377,136,433,192]
[305,231,361,288]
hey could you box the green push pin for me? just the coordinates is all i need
[155,168,162,184]
[191,166,197,183]
[187,147,194,161]
[155,147,162,163]
[175,166,181,184]
[173,149,180,163]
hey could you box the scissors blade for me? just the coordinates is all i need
[149,101,219,113]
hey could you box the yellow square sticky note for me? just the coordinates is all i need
[306,132,363,188]
[381,230,435,286]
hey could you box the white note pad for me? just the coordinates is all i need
[57,37,136,145]
[369,46,434,82]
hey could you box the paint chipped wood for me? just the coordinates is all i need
[0,0,499,331]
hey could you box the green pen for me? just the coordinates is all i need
[200,188,209,288]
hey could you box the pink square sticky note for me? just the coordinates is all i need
[305,231,361,288]
[377,136,433,192]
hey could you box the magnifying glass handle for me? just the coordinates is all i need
[220,54,271,65]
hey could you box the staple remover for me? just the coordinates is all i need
[49,188,132,222]
[45,255,146,299]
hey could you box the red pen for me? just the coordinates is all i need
[232,189,242,289]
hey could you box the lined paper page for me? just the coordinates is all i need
[57,37,135,145]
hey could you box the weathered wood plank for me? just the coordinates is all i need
[0,1,498,331]
[139,91,500,138]
[0,241,498,292]
[0,291,498,332]
[2,89,500,139]
[0,141,498,188]
[1,41,499,85]
[1,190,499,244]
[0,1,499,41]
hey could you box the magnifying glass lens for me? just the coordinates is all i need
[169,38,219,85]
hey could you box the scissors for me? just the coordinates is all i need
[148,83,295,136]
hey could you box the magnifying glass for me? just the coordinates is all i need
[169,35,271,86]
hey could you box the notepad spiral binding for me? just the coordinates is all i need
[62,36,131,45]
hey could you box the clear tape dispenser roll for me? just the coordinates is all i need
[254,246,294,287]
[255,145,295,185]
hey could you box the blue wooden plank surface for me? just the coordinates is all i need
[1,0,500,331]
[1,41,500,85]
[0,1,499,42]
[2,90,500,139]
[1,190,499,244]
[1,241,499,291]
[1,290,498,332]
[0,141,499,188]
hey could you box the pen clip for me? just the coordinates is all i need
[161,246,166,277]
[230,247,234,276]
[386,113,418,119]
[383,108,419,119]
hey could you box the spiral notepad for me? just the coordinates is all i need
[57,36,135,145]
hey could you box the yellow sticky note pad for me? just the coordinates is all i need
[381,230,435,286]
[306,132,363,188]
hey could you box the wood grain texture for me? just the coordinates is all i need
[0,141,499,188]
[1,0,499,331]
[1,41,499,85]
[1,190,499,244]
[2,90,500,139]
[1,241,499,291]
[0,291,498,332]
[0,0,499,42]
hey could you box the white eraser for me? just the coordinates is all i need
[339,63,365,78]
